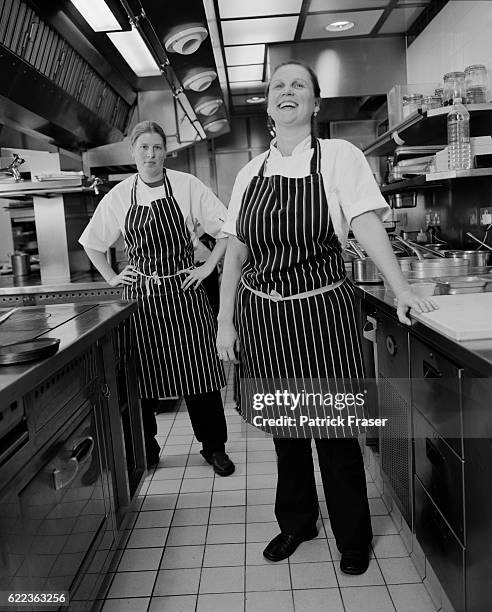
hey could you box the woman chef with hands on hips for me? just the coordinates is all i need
[216,61,437,573]
[80,120,234,476]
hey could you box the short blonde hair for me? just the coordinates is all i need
[129,121,167,149]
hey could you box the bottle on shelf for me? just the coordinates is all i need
[447,97,472,170]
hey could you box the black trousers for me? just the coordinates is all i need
[273,437,373,552]
[141,390,227,455]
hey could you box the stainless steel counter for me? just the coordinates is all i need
[354,282,492,375]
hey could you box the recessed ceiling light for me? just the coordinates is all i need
[246,96,265,104]
[182,69,217,92]
[164,24,208,55]
[324,20,355,32]
[204,118,228,133]
[195,98,223,116]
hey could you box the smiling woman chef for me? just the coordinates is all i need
[79,120,234,476]
[217,61,437,573]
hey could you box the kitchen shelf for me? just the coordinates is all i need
[380,167,492,194]
[364,103,492,157]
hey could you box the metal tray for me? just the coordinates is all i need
[0,338,60,365]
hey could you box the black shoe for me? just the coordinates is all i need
[200,450,235,477]
[340,547,370,575]
[146,439,161,469]
[263,528,318,562]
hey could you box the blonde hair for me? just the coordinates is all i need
[129,121,167,149]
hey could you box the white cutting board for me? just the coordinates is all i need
[412,293,492,341]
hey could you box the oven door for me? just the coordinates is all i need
[17,401,108,598]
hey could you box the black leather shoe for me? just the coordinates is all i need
[201,450,235,476]
[263,528,318,562]
[146,439,161,469]
[340,547,370,575]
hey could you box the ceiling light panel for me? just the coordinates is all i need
[225,45,265,66]
[302,10,384,38]
[218,0,302,19]
[221,16,298,46]
[378,7,424,34]
[70,0,122,31]
[228,65,264,82]
[309,0,389,10]
[108,29,162,76]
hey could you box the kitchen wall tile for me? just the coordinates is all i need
[379,557,423,585]
[107,570,157,599]
[209,505,246,524]
[245,563,291,591]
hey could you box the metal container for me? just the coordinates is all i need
[435,276,486,295]
[445,250,491,272]
[390,193,417,209]
[10,252,31,277]
[396,256,418,272]
[411,258,470,278]
[351,258,383,284]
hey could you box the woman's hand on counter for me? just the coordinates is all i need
[396,289,438,326]
[108,265,139,287]
[216,322,240,362]
[181,262,214,291]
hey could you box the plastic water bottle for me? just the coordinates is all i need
[447,98,471,170]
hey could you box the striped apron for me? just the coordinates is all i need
[235,138,365,438]
[122,173,225,398]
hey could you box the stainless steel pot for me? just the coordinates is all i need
[351,258,383,284]
[389,192,417,208]
[445,250,490,271]
[411,257,470,278]
[10,252,31,277]
[396,256,418,271]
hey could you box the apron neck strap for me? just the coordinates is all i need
[132,170,172,204]
[258,135,320,178]
[310,136,320,174]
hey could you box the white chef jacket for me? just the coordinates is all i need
[222,137,390,247]
[79,170,227,252]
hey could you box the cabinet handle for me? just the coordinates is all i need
[423,361,442,379]
[51,436,94,490]
[425,437,446,468]
[363,316,377,343]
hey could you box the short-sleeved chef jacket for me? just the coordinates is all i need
[79,170,227,252]
[222,137,389,246]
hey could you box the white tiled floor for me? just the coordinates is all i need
[100,367,437,612]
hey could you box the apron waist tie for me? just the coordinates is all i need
[241,277,346,302]
[135,267,193,296]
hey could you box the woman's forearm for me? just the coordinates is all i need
[350,211,411,297]
[84,247,117,284]
[205,237,228,269]
[218,237,248,324]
